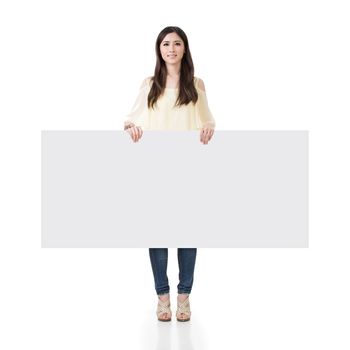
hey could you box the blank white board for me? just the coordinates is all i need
[42,131,308,247]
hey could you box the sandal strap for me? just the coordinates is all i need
[176,297,191,316]
[157,299,171,316]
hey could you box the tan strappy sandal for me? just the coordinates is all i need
[176,295,191,322]
[157,295,172,322]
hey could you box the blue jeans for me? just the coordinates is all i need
[149,248,197,295]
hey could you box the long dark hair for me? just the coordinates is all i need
[148,26,198,109]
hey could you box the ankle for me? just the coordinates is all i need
[158,293,170,302]
[177,293,189,301]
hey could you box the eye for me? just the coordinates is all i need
[162,43,182,46]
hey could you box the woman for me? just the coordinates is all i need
[123,26,216,322]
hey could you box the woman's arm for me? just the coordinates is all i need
[196,78,216,129]
[123,77,150,128]
[196,78,215,144]
[123,77,151,142]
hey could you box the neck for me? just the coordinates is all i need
[166,63,181,78]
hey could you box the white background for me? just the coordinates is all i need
[1,0,349,349]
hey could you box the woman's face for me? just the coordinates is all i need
[159,32,185,65]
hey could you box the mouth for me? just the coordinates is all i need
[168,55,177,58]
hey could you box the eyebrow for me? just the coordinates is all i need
[162,40,182,43]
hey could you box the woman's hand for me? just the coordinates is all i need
[125,123,143,142]
[200,125,215,144]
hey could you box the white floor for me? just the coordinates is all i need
[1,248,350,349]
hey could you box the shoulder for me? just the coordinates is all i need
[140,76,153,89]
[194,76,206,92]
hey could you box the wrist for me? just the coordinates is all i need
[124,123,135,130]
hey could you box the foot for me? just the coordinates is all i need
[157,294,172,321]
[176,294,191,322]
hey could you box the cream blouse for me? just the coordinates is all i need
[124,76,216,130]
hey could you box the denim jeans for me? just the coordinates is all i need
[149,248,197,295]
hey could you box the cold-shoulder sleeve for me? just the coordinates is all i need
[124,77,151,127]
[195,77,216,129]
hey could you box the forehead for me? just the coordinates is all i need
[161,32,183,43]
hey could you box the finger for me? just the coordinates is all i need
[128,128,134,142]
[200,129,204,142]
[134,127,139,142]
[132,127,137,142]
[202,131,206,142]
[137,127,143,141]
[207,129,214,141]
[203,128,209,143]
[206,129,212,143]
